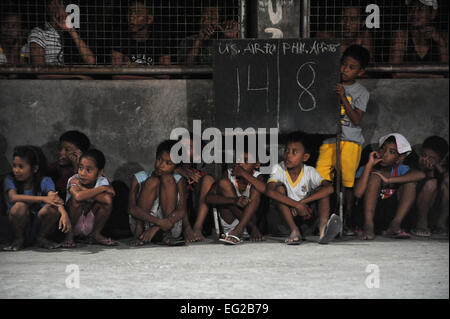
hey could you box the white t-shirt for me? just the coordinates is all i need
[65,174,110,204]
[267,162,324,201]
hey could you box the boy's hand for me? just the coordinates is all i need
[199,25,215,41]
[293,201,310,217]
[58,214,72,233]
[368,151,383,167]
[218,20,239,39]
[235,196,250,208]
[102,185,116,197]
[182,168,202,184]
[69,148,82,169]
[232,165,246,177]
[334,83,346,98]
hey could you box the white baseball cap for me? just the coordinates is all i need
[405,0,438,10]
[379,133,412,155]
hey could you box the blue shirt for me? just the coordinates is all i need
[355,164,410,179]
[3,175,56,213]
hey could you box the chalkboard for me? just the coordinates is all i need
[214,38,341,134]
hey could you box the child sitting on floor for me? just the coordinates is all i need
[371,135,448,238]
[354,133,415,240]
[232,131,339,245]
[128,140,187,246]
[62,149,117,247]
[206,147,265,245]
[3,145,71,251]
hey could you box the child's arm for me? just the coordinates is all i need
[335,84,365,126]
[232,165,306,211]
[354,151,383,198]
[7,189,64,207]
[299,180,334,205]
[68,179,113,203]
[205,181,251,208]
[371,169,425,185]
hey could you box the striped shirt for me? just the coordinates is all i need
[28,22,63,65]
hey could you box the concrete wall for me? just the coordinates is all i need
[0,78,448,185]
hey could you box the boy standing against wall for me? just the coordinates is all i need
[315,44,370,235]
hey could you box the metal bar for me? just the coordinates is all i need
[0,66,213,75]
[301,0,311,38]
[0,64,448,75]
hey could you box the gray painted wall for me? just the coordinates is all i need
[0,78,448,185]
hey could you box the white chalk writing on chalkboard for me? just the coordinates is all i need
[296,62,317,112]
[236,65,270,114]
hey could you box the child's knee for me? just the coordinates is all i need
[9,202,29,217]
[421,178,438,195]
[160,174,176,186]
[143,176,160,190]
[275,184,287,195]
[217,178,233,194]
[38,205,59,219]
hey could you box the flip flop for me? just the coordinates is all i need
[410,228,431,237]
[87,236,119,246]
[319,214,342,245]
[219,233,242,245]
[284,234,302,245]
[382,229,410,239]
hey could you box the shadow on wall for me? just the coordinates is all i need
[0,134,11,218]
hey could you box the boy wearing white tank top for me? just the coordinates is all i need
[206,151,265,244]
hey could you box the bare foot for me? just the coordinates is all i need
[138,226,160,243]
[249,226,264,242]
[184,227,196,242]
[36,237,59,249]
[90,233,118,246]
[192,228,206,242]
[3,238,25,251]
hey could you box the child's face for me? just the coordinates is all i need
[419,147,441,171]
[129,2,153,33]
[201,7,219,30]
[234,152,259,174]
[78,157,101,186]
[378,142,400,167]
[1,15,21,41]
[340,56,364,83]
[284,142,309,169]
[155,151,176,176]
[58,141,79,167]
[341,7,362,38]
[12,156,36,182]
[408,3,435,27]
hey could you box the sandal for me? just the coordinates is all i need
[410,228,431,238]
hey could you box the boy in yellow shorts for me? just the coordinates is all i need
[316,45,370,234]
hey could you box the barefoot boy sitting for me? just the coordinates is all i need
[232,131,338,245]
[206,148,264,244]
[354,133,415,240]
[63,149,117,247]
[128,140,187,246]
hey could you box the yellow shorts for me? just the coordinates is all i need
[315,141,362,188]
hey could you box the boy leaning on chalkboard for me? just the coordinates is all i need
[315,45,370,235]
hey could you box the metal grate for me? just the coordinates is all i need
[0,0,242,67]
[310,0,449,65]
[0,0,448,73]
